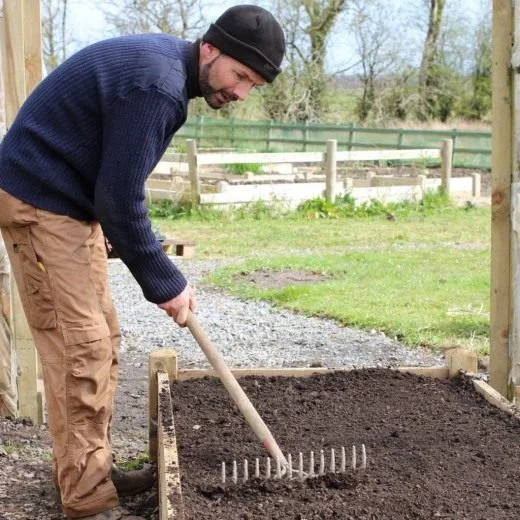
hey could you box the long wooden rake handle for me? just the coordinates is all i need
[186,312,288,467]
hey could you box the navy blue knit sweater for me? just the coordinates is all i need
[0,34,202,303]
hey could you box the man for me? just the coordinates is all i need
[0,5,285,519]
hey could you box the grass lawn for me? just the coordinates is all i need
[152,202,491,354]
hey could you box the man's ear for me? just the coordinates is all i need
[200,42,219,63]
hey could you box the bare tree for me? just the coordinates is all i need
[417,0,446,119]
[41,0,70,72]
[103,0,204,39]
[260,0,347,122]
[467,2,491,119]
[349,0,403,122]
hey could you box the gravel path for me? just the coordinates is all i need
[111,257,443,369]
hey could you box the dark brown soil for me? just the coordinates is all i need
[172,369,520,520]
[233,269,331,289]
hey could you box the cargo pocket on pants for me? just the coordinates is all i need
[11,228,57,329]
[64,323,112,427]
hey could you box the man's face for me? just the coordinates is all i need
[199,46,266,109]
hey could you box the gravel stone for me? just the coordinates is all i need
[110,258,443,369]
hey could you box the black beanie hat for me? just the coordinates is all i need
[202,5,285,83]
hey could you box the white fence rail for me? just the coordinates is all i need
[145,139,481,207]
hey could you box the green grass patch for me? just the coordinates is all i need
[150,195,490,353]
[117,453,149,471]
[224,163,263,175]
[207,249,489,353]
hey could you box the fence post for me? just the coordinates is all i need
[397,130,404,149]
[417,174,427,196]
[187,139,200,206]
[267,120,273,152]
[303,121,309,152]
[230,117,236,149]
[441,139,453,195]
[325,139,337,202]
[472,173,481,198]
[199,115,204,144]
[148,349,178,463]
[348,124,354,151]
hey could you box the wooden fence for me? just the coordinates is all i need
[174,117,491,170]
[146,139,482,208]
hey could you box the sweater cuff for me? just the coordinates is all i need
[129,252,188,304]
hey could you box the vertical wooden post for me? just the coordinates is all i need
[417,174,427,196]
[0,15,18,419]
[187,139,200,206]
[148,349,178,462]
[303,121,309,152]
[324,139,337,202]
[441,139,453,195]
[472,173,481,198]
[508,0,520,399]
[23,0,43,97]
[4,0,42,423]
[490,0,514,397]
[0,19,6,138]
[266,119,273,152]
[3,0,26,125]
[347,124,354,152]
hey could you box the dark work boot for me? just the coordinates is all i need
[111,463,157,496]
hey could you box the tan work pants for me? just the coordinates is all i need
[0,189,121,518]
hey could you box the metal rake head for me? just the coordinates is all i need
[221,445,367,484]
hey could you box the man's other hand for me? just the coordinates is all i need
[158,284,197,327]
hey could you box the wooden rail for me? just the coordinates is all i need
[146,141,466,207]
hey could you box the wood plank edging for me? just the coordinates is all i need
[157,371,184,520]
[473,379,520,416]
[176,366,449,381]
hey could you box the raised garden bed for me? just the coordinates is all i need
[166,368,520,520]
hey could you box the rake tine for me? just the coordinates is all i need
[221,462,226,484]
[361,444,367,469]
[288,453,293,480]
[352,445,357,470]
[275,457,282,479]
[330,448,336,473]
[243,459,249,483]
[309,450,315,477]
[232,460,238,484]
[319,450,325,476]
[340,447,346,473]
[255,458,260,478]
[266,457,271,479]
[298,452,304,480]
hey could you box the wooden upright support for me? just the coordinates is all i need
[490,0,514,398]
[324,139,337,202]
[2,0,43,422]
[149,349,178,462]
[440,139,453,195]
[187,139,200,206]
[509,0,520,398]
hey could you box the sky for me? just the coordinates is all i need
[67,0,489,74]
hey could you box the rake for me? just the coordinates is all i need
[221,445,367,484]
[186,312,370,483]
[186,312,289,468]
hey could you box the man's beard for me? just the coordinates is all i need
[200,56,239,109]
